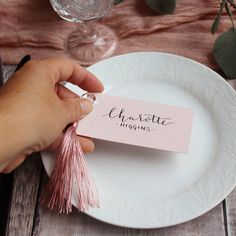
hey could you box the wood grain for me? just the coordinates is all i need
[0,173,13,236]
[225,80,236,236]
[226,188,236,236]
[1,65,45,236]
[2,65,43,236]
[31,172,226,236]
[2,64,16,81]
[2,65,234,236]
[0,65,18,236]
[0,65,15,236]
[5,154,42,236]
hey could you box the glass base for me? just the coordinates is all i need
[67,23,117,65]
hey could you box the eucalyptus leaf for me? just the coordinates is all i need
[225,2,233,17]
[211,0,226,34]
[225,2,234,27]
[145,0,176,15]
[114,0,124,5]
[227,0,236,9]
[213,28,236,79]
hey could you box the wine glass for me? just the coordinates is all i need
[50,0,117,65]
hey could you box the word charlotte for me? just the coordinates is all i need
[103,107,174,132]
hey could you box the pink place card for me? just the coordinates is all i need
[77,94,193,153]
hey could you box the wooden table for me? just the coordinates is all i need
[1,65,236,236]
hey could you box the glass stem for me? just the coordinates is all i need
[79,22,97,44]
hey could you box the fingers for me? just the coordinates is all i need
[56,83,79,99]
[1,135,95,173]
[78,136,95,153]
[62,97,92,123]
[13,58,104,92]
[43,58,104,92]
[56,83,93,123]
[48,135,95,154]
[1,156,26,173]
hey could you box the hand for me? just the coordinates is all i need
[0,58,103,173]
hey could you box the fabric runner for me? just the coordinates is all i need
[0,0,232,67]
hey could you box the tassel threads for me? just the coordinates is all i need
[40,122,99,214]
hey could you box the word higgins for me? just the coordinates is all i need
[103,107,174,132]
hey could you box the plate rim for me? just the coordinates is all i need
[42,51,236,229]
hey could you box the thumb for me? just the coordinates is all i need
[63,98,93,123]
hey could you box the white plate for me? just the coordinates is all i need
[42,52,236,228]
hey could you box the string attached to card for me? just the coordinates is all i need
[40,93,99,214]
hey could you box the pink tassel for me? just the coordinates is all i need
[40,122,99,214]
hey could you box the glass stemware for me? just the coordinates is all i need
[50,0,117,65]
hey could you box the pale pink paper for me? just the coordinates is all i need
[77,94,193,153]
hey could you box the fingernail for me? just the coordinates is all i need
[80,99,93,115]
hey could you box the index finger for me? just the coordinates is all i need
[43,58,104,92]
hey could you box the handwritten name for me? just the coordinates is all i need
[102,107,174,126]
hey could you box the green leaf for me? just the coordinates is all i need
[225,2,233,16]
[225,2,235,27]
[145,0,176,15]
[213,27,236,79]
[227,0,236,9]
[211,0,226,34]
[114,0,124,5]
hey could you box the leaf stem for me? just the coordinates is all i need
[227,0,236,9]
[211,0,227,34]
[225,1,235,28]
